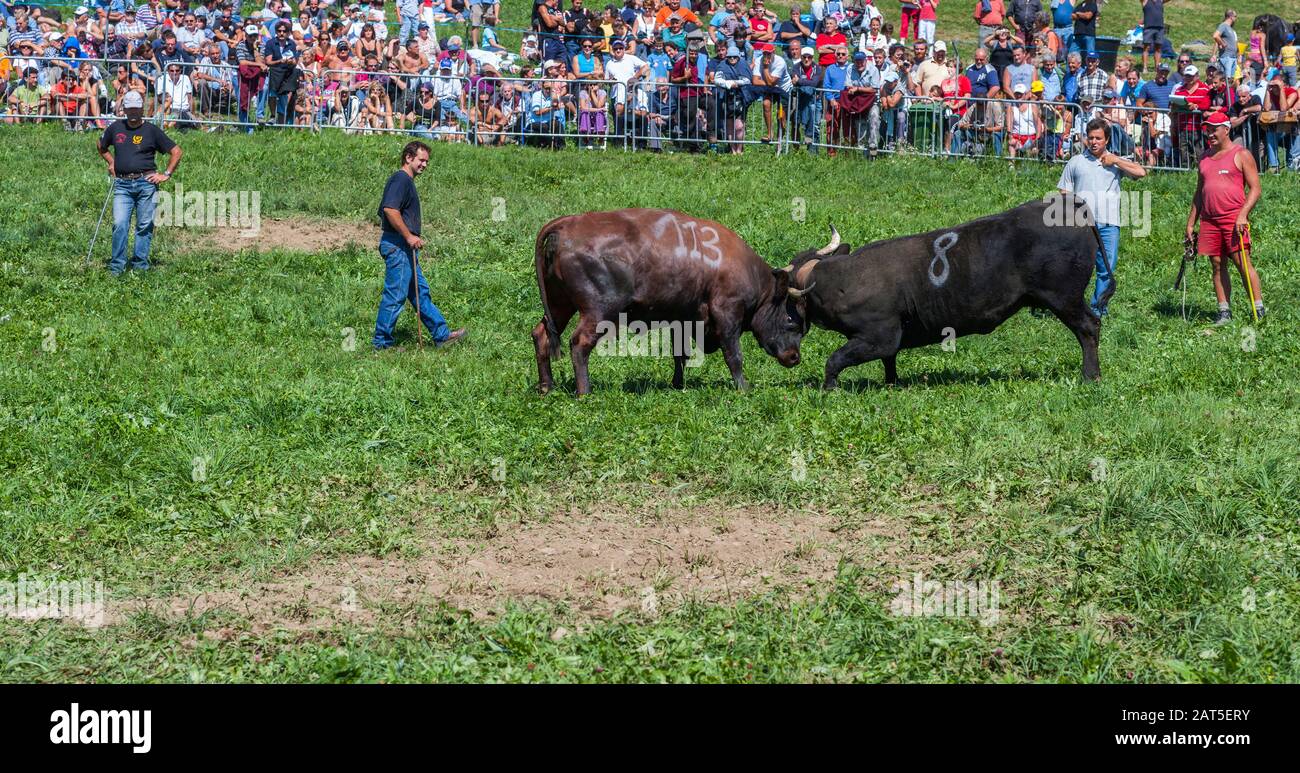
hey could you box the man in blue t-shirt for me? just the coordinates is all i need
[373,141,466,350]
[1050,0,1074,57]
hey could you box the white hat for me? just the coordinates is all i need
[122,90,145,109]
[933,41,946,53]
[75,5,90,14]
[1182,65,1198,76]
[244,24,260,34]
[1012,82,1027,94]
[47,31,63,41]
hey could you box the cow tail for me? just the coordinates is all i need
[535,223,563,359]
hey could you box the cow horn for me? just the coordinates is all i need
[781,264,795,273]
[787,282,816,299]
[815,225,841,255]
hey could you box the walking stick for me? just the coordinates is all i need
[1237,223,1259,322]
[411,248,422,350]
[85,176,114,268]
[1173,232,1196,290]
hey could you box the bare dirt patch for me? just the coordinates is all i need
[117,507,917,633]
[175,216,375,254]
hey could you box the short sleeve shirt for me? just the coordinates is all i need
[378,170,421,237]
[99,119,178,174]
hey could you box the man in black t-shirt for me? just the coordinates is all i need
[372,141,466,350]
[96,90,183,275]
[1071,0,1097,59]
[263,20,301,125]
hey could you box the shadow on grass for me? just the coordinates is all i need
[794,366,1053,392]
[1152,298,1212,323]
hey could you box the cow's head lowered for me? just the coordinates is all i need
[751,266,816,368]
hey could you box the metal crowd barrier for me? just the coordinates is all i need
[8,54,1296,170]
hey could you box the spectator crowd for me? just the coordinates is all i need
[2,0,1298,171]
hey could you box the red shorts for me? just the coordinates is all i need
[1012,133,1037,145]
[1197,217,1250,259]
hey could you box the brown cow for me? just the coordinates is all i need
[532,209,810,395]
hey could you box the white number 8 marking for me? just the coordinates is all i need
[930,232,957,287]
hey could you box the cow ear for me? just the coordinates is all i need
[771,267,791,296]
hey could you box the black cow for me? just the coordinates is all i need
[785,195,1103,389]
[1253,14,1296,61]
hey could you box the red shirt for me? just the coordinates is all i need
[1173,79,1210,132]
[670,53,705,97]
[749,15,774,52]
[815,32,845,67]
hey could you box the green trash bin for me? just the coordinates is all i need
[908,102,944,153]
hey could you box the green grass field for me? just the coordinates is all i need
[1,125,1298,683]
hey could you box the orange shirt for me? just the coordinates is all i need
[656,6,700,26]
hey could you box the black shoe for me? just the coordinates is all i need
[1213,309,1232,326]
[1252,306,1266,321]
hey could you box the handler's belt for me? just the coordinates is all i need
[115,171,151,179]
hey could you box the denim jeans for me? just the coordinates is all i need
[1091,223,1120,316]
[1264,129,1299,169]
[373,235,451,349]
[1054,27,1073,58]
[1218,54,1237,80]
[438,97,468,124]
[1071,34,1095,57]
[110,177,157,274]
[797,96,821,149]
[399,12,420,45]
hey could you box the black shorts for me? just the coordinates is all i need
[1142,27,1164,48]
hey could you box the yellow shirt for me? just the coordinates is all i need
[1281,46,1298,67]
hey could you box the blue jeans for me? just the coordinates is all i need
[1218,54,1237,80]
[1264,129,1299,169]
[1054,27,1073,58]
[1091,223,1120,316]
[1071,34,1095,57]
[399,12,419,45]
[438,97,468,124]
[796,95,820,150]
[373,235,451,349]
[110,177,157,274]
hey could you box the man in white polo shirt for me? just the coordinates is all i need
[1057,116,1146,317]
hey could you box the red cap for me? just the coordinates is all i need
[1203,111,1230,127]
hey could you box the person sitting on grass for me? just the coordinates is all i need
[360,82,395,133]
[404,82,443,136]
[577,80,608,147]
[5,67,50,124]
[469,89,506,144]
[52,69,91,131]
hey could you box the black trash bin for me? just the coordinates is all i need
[1095,36,1122,71]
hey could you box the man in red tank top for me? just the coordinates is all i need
[1186,111,1264,325]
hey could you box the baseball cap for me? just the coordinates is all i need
[1013,83,1027,95]
[852,51,866,61]
[74,5,89,14]
[726,43,740,57]
[1085,50,1099,60]
[612,39,626,49]
[447,42,461,51]
[122,90,144,109]
[1157,61,1171,71]
[1204,111,1230,127]
[933,41,946,53]
[245,24,259,33]
[440,57,453,68]
[1031,80,1044,93]
[418,22,429,29]
[883,70,898,83]
[1182,65,1198,76]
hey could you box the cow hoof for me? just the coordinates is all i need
[538,383,553,395]
[821,380,839,391]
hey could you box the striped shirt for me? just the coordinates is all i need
[136,6,163,29]
[114,20,149,40]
